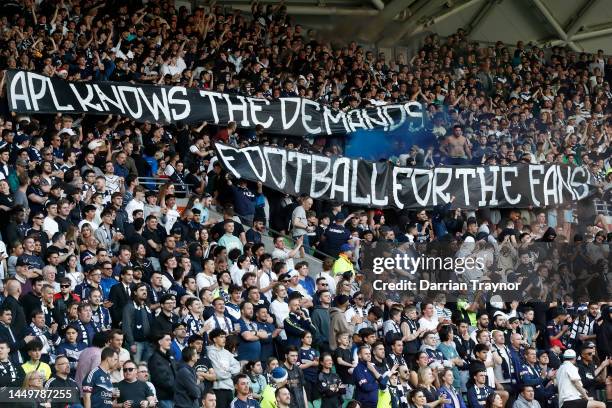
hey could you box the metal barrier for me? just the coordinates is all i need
[138,177,194,194]
[207,208,325,276]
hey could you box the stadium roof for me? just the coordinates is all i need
[224,0,612,53]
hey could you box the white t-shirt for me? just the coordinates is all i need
[557,361,583,406]
[291,206,307,238]
[43,217,59,240]
[196,272,217,291]
[125,199,145,223]
[270,299,289,340]
[272,248,294,270]
[258,269,278,301]
[418,315,439,332]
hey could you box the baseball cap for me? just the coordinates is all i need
[270,367,288,383]
[563,349,576,359]
[493,311,508,320]
[334,212,346,221]
[16,257,29,267]
[340,243,353,253]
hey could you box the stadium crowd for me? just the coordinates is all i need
[0,1,610,408]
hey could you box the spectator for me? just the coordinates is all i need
[116,359,156,408]
[318,352,344,408]
[207,328,241,408]
[175,346,202,408]
[0,339,25,386]
[82,347,119,408]
[122,283,153,363]
[148,333,177,408]
[231,373,261,407]
[45,355,80,408]
[513,385,541,408]
[260,367,288,408]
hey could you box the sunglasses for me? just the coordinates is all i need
[60,284,70,288]
[125,367,136,372]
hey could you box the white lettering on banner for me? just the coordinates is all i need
[529,165,545,207]
[382,105,406,131]
[246,97,273,128]
[371,163,389,206]
[571,167,590,200]
[214,145,596,209]
[243,146,267,182]
[477,166,499,206]
[557,166,576,202]
[137,88,170,122]
[47,77,74,111]
[454,168,476,207]
[199,90,223,124]
[301,99,322,134]
[392,167,413,209]
[411,168,433,206]
[432,167,452,205]
[263,147,287,189]
[168,87,190,120]
[330,158,351,202]
[404,101,425,128]
[310,155,332,198]
[215,144,241,178]
[288,152,312,193]
[94,85,125,113]
[347,109,369,132]
[281,98,301,130]
[223,94,250,127]
[350,160,371,205]
[70,84,103,112]
[542,165,559,206]
[26,72,48,111]
[501,166,521,205]
[362,107,389,130]
[118,86,143,119]
[322,107,349,135]
[9,71,31,110]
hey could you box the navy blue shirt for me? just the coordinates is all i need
[298,347,319,382]
[237,319,261,361]
[467,384,494,408]
[82,367,114,408]
[322,223,350,257]
[230,397,261,408]
[231,185,256,217]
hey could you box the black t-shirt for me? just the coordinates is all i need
[333,347,354,384]
[285,363,306,408]
[142,226,164,257]
[194,355,214,394]
[577,360,598,395]
[55,215,73,233]
[117,379,153,406]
